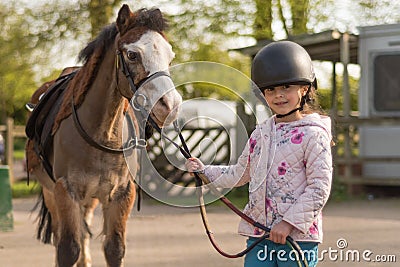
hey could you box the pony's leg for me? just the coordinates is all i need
[102,181,135,267]
[42,187,60,244]
[77,198,99,267]
[53,178,82,267]
[41,187,61,267]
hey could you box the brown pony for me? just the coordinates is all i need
[26,5,181,267]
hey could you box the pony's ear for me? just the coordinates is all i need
[149,8,166,32]
[117,4,132,35]
[150,8,163,21]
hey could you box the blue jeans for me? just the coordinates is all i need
[244,237,318,267]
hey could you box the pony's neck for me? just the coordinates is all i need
[78,47,127,145]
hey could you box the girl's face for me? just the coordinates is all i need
[263,84,308,122]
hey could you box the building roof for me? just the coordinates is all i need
[234,30,359,64]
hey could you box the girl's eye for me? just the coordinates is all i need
[265,87,274,92]
[127,51,138,61]
[283,85,291,89]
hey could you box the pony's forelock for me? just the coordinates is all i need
[126,8,168,34]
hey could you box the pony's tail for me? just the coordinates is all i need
[32,190,53,244]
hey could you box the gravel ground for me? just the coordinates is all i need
[0,197,399,267]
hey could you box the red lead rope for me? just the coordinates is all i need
[194,172,270,258]
[176,131,306,262]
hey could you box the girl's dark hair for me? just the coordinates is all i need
[302,85,335,146]
[302,85,326,115]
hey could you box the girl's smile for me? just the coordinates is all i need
[274,100,288,106]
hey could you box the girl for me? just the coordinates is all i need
[186,41,332,267]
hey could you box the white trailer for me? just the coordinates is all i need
[358,23,400,179]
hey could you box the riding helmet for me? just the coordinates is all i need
[251,41,317,91]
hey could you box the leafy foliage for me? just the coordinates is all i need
[81,0,122,38]
[0,3,37,124]
[1,0,399,124]
[253,0,273,40]
[318,75,359,112]
[0,1,91,124]
[162,0,255,99]
[166,0,253,61]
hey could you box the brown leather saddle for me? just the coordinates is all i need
[25,70,78,179]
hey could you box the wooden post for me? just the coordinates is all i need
[5,118,14,184]
[330,61,339,184]
[340,33,353,192]
[341,33,351,118]
[330,62,337,118]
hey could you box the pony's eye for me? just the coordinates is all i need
[126,51,138,61]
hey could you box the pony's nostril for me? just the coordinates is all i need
[159,97,172,112]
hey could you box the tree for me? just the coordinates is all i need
[81,0,122,38]
[163,0,254,99]
[0,1,83,123]
[287,0,309,35]
[253,0,311,40]
[3,0,399,124]
[0,0,121,124]
[173,42,251,100]
[318,76,359,112]
[357,0,400,26]
[271,0,313,38]
[253,0,273,40]
[0,3,39,124]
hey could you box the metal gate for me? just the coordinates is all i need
[138,125,233,205]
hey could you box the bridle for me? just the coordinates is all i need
[71,49,171,154]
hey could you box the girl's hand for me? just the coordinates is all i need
[270,221,294,244]
[185,157,205,176]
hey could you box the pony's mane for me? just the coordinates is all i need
[78,23,118,65]
[53,7,167,134]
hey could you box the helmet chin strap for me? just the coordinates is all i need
[276,106,303,118]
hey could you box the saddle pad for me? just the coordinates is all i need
[25,71,77,141]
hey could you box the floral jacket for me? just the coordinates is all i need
[204,113,333,242]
